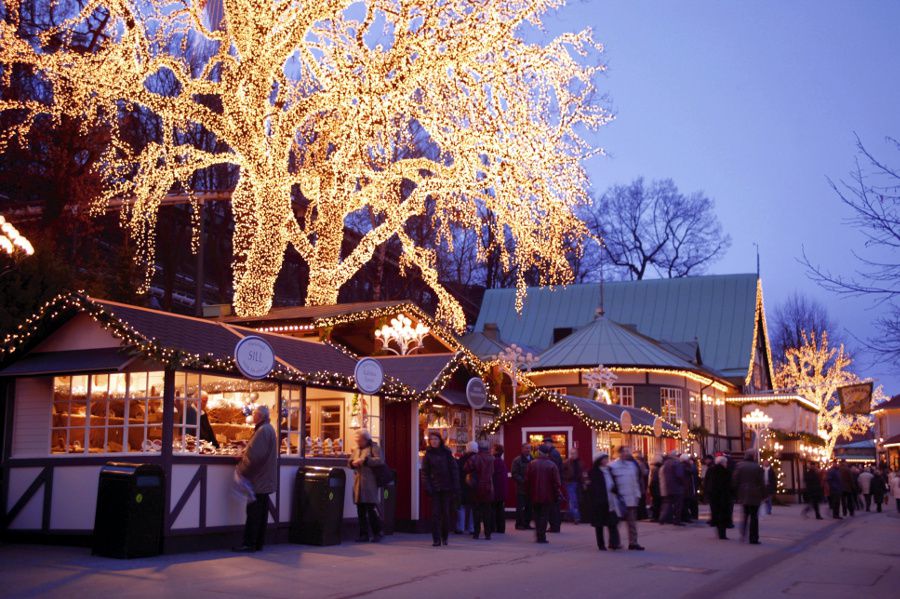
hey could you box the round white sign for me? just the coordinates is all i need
[234,336,275,380]
[466,377,488,410]
[620,410,632,434]
[355,358,384,395]
[653,417,663,438]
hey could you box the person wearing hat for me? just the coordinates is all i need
[540,436,564,532]
[465,440,496,540]
[526,444,561,543]
[586,451,622,550]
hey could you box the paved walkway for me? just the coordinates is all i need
[2,505,898,598]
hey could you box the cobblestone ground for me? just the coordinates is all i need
[2,504,898,599]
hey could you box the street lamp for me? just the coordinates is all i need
[742,408,773,462]
[498,343,539,406]
[374,314,430,355]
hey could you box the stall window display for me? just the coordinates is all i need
[527,432,568,459]
[281,385,302,456]
[174,373,278,455]
[51,372,164,454]
[302,389,372,458]
[419,404,471,456]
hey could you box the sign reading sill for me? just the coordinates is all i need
[234,336,275,380]
[355,358,384,395]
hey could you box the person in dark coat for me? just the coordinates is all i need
[634,451,650,520]
[705,455,732,539]
[801,462,824,520]
[526,445,561,544]
[541,436,564,532]
[870,468,888,513]
[586,453,621,550]
[681,454,698,522]
[510,443,533,529]
[838,460,856,517]
[422,432,460,546]
[492,444,508,533]
[185,392,219,448]
[660,452,685,526]
[732,452,765,544]
[465,441,496,540]
[456,442,477,533]
[762,461,777,515]
[562,448,583,523]
[649,454,663,522]
[825,462,844,519]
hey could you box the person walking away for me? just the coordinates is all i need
[422,432,460,546]
[890,470,900,514]
[701,455,714,526]
[586,453,622,550]
[610,445,645,550]
[680,454,698,522]
[466,440,496,540]
[349,429,384,543]
[492,444,508,533]
[526,444,561,544]
[801,462,824,520]
[869,468,887,513]
[858,467,874,512]
[649,454,663,522]
[661,451,685,526]
[634,451,650,520]
[511,443,533,530]
[762,460,777,515]
[562,448,583,523]
[838,460,856,517]
[825,462,843,519]
[456,441,478,534]
[705,455,732,539]
[233,405,277,552]
[541,436,564,532]
[733,451,765,544]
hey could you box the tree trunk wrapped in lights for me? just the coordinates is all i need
[0,0,609,328]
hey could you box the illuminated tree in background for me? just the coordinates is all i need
[776,331,882,458]
[0,0,609,328]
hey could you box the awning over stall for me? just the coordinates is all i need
[0,347,136,376]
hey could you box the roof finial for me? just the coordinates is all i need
[597,243,606,318]
[753,242,760,278]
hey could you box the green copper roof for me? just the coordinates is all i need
[536,315,699,371]
[473,274,761,379]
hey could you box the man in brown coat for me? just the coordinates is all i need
[526,445,561,544]
[732,451,765,545]
[234,405,277,552]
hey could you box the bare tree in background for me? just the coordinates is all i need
[803,136,900,365]
[581,178,731,280]
[770,292,842,365]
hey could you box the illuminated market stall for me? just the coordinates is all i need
[0,293,491,550]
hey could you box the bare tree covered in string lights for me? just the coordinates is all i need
[0,0,610,330]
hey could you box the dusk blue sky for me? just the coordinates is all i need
[538,0,900,392]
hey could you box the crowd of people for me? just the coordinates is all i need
[228,418,900,554]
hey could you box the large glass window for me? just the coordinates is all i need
[51,372,164,454]
[715,400,727,436]
[689,394,700,426]
[660,387,683,423]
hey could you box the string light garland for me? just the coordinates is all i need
[725,393,819,413]
[484,388,680,438]
[0,214,34,256]
[0,0,610,329]
[745,279,776,387]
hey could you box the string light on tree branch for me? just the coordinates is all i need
[0,0,610,329]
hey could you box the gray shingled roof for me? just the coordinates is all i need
[474,274,761,379]
[536,316,700,371]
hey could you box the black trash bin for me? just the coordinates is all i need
[92,462,165,558]
[379,469,397,535]
[290,466,346,545]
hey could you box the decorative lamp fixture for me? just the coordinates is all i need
[742,409,773,462]
[375,314,430,355]
[498,344,540,405]
[0,215,34,257]
[584,364,618,403]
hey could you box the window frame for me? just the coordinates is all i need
[660,387,683,423]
